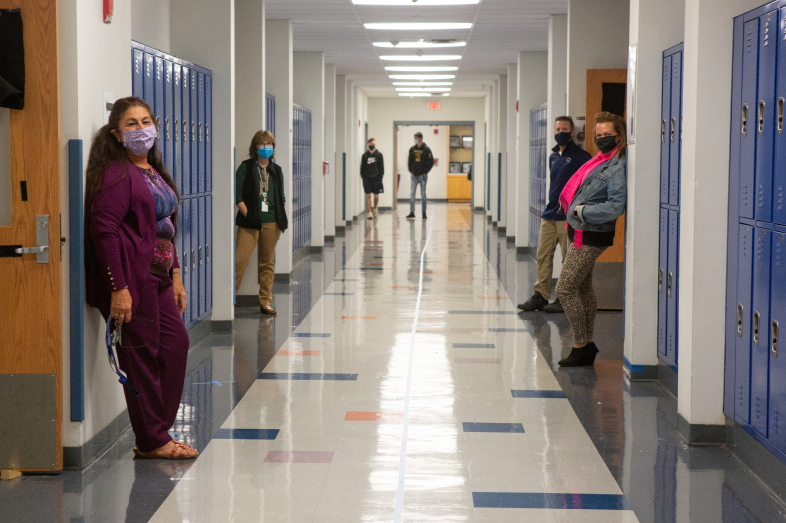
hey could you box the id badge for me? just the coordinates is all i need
[261,201,269,213]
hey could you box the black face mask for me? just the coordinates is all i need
[554,132,572,147]
[368,145,375,151]
[595,135,618,154]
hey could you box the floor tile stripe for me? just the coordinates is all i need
[453,343,496,349]
[463,422,525,433]
[448,311,517,315]
[214,428,279,440]
[257,373,358,380]
[276,350,322,356]
[511,390,567,398]
[472,492,631,510]
[342,316,377,320]
[264,451,334,463]
[489,328,529,332]
[291,333,332,337]
[345,411,403,421]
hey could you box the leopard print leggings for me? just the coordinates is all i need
[555,242,607,344]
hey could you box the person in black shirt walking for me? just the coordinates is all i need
[406,131,434,219]
[519,116,592,313]
[361,138,385,220]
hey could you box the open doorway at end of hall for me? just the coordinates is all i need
[393,121,475,212]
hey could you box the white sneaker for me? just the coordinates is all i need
[373,207,379,220]
[367,212,373,220]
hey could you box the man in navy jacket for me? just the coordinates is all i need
[519,116,592,312]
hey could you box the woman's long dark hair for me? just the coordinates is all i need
[84,96,179,263]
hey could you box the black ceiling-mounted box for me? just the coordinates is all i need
[0,9,24,110]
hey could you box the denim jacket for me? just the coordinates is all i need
[566,153,627,233]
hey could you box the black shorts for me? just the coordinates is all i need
[363,177,384,194]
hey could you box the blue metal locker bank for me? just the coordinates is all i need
[292,104,312,252]
[528,106,547,247]
[657,43,684,373]
[131,41,213,330]
[725,3,786,465]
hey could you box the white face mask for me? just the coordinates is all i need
[414,140,419,145]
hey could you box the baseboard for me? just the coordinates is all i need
[235,295,260,306]
[487,215,492,222]
[658,359,678,398]
[725,416,786,506]
[309,245,323,254]
[678,413,725,445]
[346,221,353,227]
[211,320,234,333]
[516,246,536,257]
[324,235,335,243]
[492,221,497,227]
[506,236,515,244]
[497,226,506,234]
[474,207,485,212]
[63,409,130,470]
[622,355,659,381]
[378,206,392,211]
[274,273,291,283]
[186,315,212,345]
[335,227,346,237]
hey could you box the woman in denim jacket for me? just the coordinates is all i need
[555,112,627,367]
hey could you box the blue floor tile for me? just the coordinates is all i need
[334,279,359,281]
[291,333,332,337]
[213,428,280,440]
[453,343,496,349]
[472,492,631,510]
[257,373,358,380]
[323,293,354,296]
[463,422,525,433]
[448,311,517,315]
[511,390,567,398]
[489,328,529,332]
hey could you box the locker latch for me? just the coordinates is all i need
[759,101,765,136]
[773,320,779,358]
[670,118,675,143]
[174,119,179,141]
[206,124,210,143]
[206,244,210,263]
[199,246,203,266]
[737,304,743,337]
[743,104,749,137]
[658,268,663,292]
[183,121,188,143]
[667,272,672,297]
[166,117,170,141]
[754,311,761,347]
[199,123,202,142]
[192,122,195,142]
[192,249,196,270]
[661,120,666,143]
[779,98,784,135]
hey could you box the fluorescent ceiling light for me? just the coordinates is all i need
[380,55,461,61]
[392,82,453,86]
[389,74,456,80]
[355,0,479,5]
[385,66,458,72]
[442,93,450,96]
[396,87,451,92]
[365,23,472,30]
[374,41,467,48]
[398,93,432,97]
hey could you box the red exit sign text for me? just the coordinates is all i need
[428,101,440,110]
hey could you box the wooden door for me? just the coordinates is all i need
[0,0,62,471]
[447,125,472,201]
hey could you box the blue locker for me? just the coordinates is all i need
[740,18,760,220]
[774,7,786,225]
[174,64,183,195]
[769,231,786,452]
[205,75,213,193]
[163,60,174,178]
[669,52,682,206]
[658,208,669,358]
[755,11,778,222]
[751,227,772,436]
[736,224,755,423]
[181,198,192,326]
[144,52,155,110]
[198,195,206,319]
[133,49,144,98]
[182,66,191,196]
[154,56,164,155]
[190,69,198,195]
[206,194,213,313]
[197,73,205,194]
[190,196,199,321]
[666,209,680,367]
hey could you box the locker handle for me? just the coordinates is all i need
[192,122,195,142]
[174,119,178,141]
[199,123,202,142]
[737,304,744,337]
[206,244,210,263]
[670,117,675,143]
[206,124,210,142]
[773,320,779,358]
[667,272,672,297]
[658,268,663,292]
[192,249,196,270]
[779,98,784,135]
[754,311,760,347]
[156,116,160,132]
[742,104,749,137]
[199,246,203,266]
[166,117,170,141]
[661,120,666,143]
[183,121,188,142]
[759,101,765,136]
[183,253,188,274]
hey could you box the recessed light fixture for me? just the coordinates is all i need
[398,93,432,97]
[380,55,462,61]
[365,23,472,30]
[392,82,453,86]
[389,74,456,80]
[354,0,479,5]
[442,93,450,96]
[374,41,467,48]
[396,87,452,92]
[385,66,458,72]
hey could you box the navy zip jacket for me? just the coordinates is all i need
[542,140,592,221]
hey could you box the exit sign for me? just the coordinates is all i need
[428,101,440,110]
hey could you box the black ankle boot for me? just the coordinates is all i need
[559,343,599,367]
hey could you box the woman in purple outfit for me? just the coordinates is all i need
[85,97,197,459]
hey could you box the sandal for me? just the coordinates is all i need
[260,306,277,316]
[133,440,198,460]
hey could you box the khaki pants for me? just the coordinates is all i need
[534,219,568,300]
[235,223,281,307]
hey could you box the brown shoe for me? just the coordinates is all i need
[260,306,277,316]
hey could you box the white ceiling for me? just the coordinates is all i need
[266,0,567,97]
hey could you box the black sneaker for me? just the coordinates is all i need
[406,213,416,219]
[517,293,548,311]
[559,342,599,367]
[422,213,427,219]
[543,298,564,313]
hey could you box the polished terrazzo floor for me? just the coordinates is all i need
[1,203,785,522]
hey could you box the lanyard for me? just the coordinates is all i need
[105,318,128,385]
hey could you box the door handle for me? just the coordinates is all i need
[658,268,663,292]
[2,215,50,264]
[15,246,48,254]
[738,304,744,337]
[670,117,675,143]
[743,104,748,137]
[667,272,672,297]
[773,320,779,358]
[754,311,760,347]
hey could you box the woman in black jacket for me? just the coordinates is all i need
[234,130,288,315]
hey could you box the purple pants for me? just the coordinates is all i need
[116,273,189,452]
